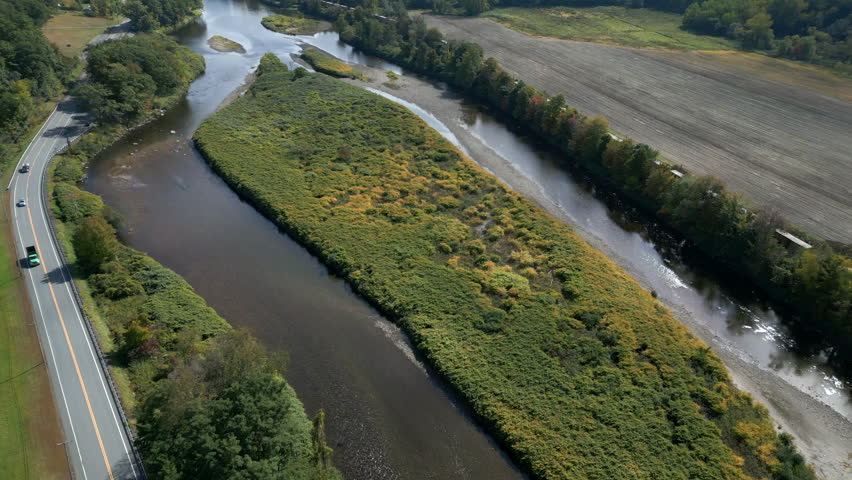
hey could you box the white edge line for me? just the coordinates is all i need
[7,104,60,191]
[33,111,140,479]
[12,129,89,480]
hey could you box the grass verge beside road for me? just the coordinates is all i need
[483,6,737,51]
[0,171,67,480]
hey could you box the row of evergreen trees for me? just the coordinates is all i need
[305,0,851,380]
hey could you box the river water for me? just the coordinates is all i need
[83,0,851,478]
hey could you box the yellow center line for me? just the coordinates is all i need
[25,163,115,480]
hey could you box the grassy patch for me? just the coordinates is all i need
[262,13,322,35]
[43,13,119,58]
[194,54,810,480]
[300,50,363,79]
[483,6,737,50]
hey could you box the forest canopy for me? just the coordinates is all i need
[0,0,68,151]
[123,0,201,32]
[73,35,205,124]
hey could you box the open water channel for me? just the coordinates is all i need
[83,0,851,478]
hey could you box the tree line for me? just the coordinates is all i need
[425,0,852,71]
[123,0,201,32]
[0,0,68,163]
[305,0,851,380]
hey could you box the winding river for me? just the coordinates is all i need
[83,0,851,478]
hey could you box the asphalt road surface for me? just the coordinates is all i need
[6,25,141,480]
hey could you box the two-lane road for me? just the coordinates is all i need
[7,102,140,479]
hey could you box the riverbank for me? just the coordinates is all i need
[332,59,852,480]
[46,40,341,478]
[196,53,817,480]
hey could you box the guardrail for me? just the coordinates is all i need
[40,129,148,480]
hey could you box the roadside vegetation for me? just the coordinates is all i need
[194,53,817,480]
[301,49,364,78]
[45,36,340,479]
[481,6,738,50]
[430,0,852,75]
[0,0,69,166]
[0,1,87,477]
[307,0,852,388]
[262,13,324,35]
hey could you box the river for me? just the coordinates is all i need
[83,0,851,479]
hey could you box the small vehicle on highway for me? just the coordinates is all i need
[17,198,26,207]
[26,246,40,267]
[20,163,30,173]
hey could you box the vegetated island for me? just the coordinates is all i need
[301,49,363,79]
[261,13,324,35]
[207,35,246,53]
[51,36,340,479]
[195,53,817,480]
[314,3,852,391]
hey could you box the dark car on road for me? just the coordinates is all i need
[20,163,30,173]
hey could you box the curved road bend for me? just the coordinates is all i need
[6,26,140,480]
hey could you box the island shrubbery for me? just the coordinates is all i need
[300,49,363,78]
[305,0,852,383]
[194,53,816,480]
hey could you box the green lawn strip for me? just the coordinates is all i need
[300,50,363,79]
[483,6,737,51]
[194,54,812,480]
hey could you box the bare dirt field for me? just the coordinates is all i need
[423,15,852,243]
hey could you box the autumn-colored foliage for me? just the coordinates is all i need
[194,54,815,480]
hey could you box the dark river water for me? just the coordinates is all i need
[83,0,850,478]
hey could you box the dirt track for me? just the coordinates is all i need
[424,15,852,243]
